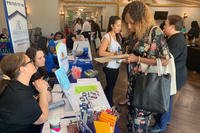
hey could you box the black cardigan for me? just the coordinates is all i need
[167,32,187,90]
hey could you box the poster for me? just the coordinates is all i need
[3,0,30,53]
[55,67,70,91]
[56,40,69,72]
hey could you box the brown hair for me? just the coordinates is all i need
[122,0,155,39]
[168,15,184,31]
[0,53,26,94]
[107,16,122,44]
[26,46,43,63]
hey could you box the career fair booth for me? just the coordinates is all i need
[1,0,120,132]
[42,40,120,133]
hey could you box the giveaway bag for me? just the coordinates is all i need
[133,59,171,113]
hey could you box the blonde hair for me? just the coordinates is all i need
[122,1,155,39]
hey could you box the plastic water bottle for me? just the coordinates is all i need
[117,47,122,64]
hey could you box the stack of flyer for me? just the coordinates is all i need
[64,78,110,113]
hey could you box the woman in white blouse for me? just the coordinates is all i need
[99,16,122,106]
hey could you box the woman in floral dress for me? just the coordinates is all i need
[122,1,170,132]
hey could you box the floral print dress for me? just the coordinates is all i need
[127,26,170,133]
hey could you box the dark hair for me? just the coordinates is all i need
[107,16,121,32]
[89,20,95,25]
[121,1,155,39]
[191,21,200,30]
[54,32,64,40]
[26,47,48,82]
[168,15,183,31]
[107,16,122,44]
[26,47,43,62]
[76,18,83,25]
[0,53,26,94]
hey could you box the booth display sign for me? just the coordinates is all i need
[3,0,30,53]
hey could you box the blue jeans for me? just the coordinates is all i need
[156,96,173,129]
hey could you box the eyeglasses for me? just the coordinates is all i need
[23,59,33,66]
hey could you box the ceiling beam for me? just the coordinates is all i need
[120,1,200,7]
[64,0,118,5]
[64,0,120,16]
[167,0,200,6]
[149,3,200,8]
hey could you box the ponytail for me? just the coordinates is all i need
[0,53,26,94]
[0,78,10,94]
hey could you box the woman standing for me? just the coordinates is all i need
[99,16,122,107]
[151,15,188,133]
[0,53,49,133]
[122,1,170,132]
[187,20,200,41]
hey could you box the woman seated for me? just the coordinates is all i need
[0,53,49,133]
[46,32,64,76]
[26,47,53,101]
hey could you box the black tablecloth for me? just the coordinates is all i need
[187,46,200,72]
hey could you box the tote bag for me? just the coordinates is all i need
[133,59,171,113]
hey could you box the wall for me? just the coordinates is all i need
[0,0,7,31]
[102,5,117,31]
[24,0,200,36]
[119,6,200,32]
[151,7,200,31]
[26,0,60,37]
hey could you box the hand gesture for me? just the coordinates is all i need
[33,79,49,94]
[125,54,138,63]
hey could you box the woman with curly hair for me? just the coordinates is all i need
[122,1,170,132]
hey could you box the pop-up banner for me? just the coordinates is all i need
[3,0,30,53]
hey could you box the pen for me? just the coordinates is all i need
[51,91,63,93]
[60,115,77,119]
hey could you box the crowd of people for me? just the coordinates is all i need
[0,1,190,133]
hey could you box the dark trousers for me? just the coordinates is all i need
[103,67,119,107]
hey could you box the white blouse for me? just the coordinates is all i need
[103,33,121,69]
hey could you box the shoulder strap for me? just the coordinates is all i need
[107,33,112,51]
[148,25,163,44]
[143,26,164,73]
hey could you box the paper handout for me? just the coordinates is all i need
[94,54,129,63]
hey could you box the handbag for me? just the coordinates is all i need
[133,59,171,113]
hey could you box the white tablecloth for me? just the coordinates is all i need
[42,80,110,133]
[73,40,92,60]
[42,84,77,133]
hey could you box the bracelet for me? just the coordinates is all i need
[137,56,141,64]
